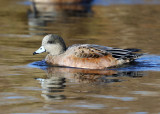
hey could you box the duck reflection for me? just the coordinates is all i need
[28,0,93,34]
[36,67,144,101]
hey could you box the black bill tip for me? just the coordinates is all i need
[33,52,37,55]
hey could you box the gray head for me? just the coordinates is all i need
[33,34,67,56]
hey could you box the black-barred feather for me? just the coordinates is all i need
[72,44,142,61]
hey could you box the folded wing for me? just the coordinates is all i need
[72,44,142,61]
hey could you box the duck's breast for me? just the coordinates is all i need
[57,54,120,69]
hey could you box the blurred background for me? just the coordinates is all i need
[0,0,160,113]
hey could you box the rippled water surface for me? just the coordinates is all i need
[1,0,160,113]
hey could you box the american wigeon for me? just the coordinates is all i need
[33,34,142,69]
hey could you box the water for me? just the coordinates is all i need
[1,0,160,113]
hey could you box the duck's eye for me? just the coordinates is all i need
[48,41,54,44]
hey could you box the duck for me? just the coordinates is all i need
[33,34,142,69]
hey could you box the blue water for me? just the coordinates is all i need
[117,55,160,71]
[93,0,160,6]
[21,0,160,6]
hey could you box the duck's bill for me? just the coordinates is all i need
[33,46,46,55]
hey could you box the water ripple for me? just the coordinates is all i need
[87,95,136,101]
[116,55,160,71]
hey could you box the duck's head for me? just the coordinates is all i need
[33,34,67,56]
